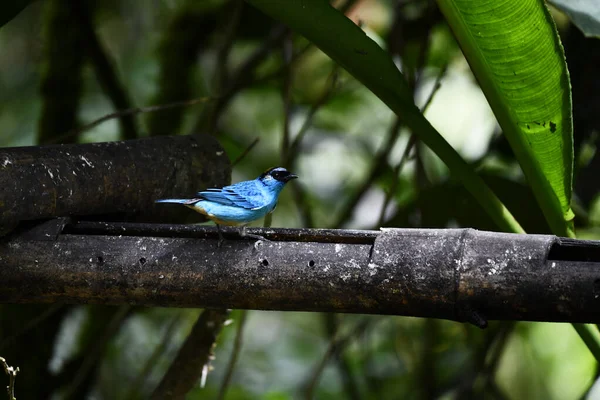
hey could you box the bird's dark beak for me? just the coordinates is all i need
[284,173,298,182]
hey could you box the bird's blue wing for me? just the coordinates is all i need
[198,189,257,208]
[197,181,264,209]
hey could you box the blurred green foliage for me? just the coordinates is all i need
[0,0,599,399]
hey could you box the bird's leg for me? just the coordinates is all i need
[216,224,225,248]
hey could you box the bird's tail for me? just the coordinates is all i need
[155,198,199,205]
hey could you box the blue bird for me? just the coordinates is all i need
[156,167,297,245]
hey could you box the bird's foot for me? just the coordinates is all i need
[237,226,270,250]
[243,233,269,242]
[251,236,274,251]
[243,233,271,251]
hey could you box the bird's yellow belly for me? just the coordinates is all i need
[207,215,243,226]
[187,204,245,226]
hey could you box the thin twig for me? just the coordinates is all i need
[232,137,260,167]
[195,24,289,134]
[411,29,431,91]
[50,97,215,144]
[196,0,354,134]
[376,64,447,227]
[243,41,313,89]
[291,181,315,228]
[278,30,323,229]
[217,310,248,400]
[281,64,340,229]
[285,66,340,168]
[376,134,417,227]
[239,0,356,93]
[420,64,448,114]
[285,64,340,227]
[200,0,352,135]
[333,117,404,229]
[331,0,439,228]
[0,357,19,400]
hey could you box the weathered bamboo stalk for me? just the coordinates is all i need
[1,221,599,327]
[0,135,230,233]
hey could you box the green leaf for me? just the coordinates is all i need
[246,0,524,234]
[573,323,600,363]
[436,0,574,237]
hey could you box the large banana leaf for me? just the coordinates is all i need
[437,0,574,237]
[246,0,524,234]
